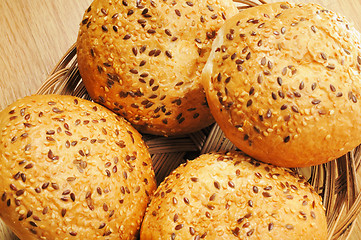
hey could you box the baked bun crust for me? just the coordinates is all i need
[202,2,361,167]
[0,95,156,239]
[140,152,327,240]
[77,0,238,136]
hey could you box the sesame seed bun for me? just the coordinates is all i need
[202,2,361,167]
[0,95,156,239]
[76,0,238,136]
[140,152,327,240]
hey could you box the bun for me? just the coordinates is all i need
[140,152,327,240]
[0,95,156,239]
[202,2,361,167]
[77,0,238,136]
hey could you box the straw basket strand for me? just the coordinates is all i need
[2,0,361,239]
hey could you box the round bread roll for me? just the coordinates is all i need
[202,2,361,167]
[0,95,156,239]
[140,152,327,240]
[77,0,238,136]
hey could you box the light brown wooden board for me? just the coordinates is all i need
[0,0,360,239]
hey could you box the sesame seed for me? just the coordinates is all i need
[175,9,181,16]
[214,181,220,189]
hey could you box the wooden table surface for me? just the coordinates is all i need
[0,0,361,239]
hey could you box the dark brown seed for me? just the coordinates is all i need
[277,77,282,86]
[284,136,290,143]
[165,29,172,36]
[1,192,6,202]
[247,229,255,236]
[171,233,176,240]
[214,181,220,189]
[262,192,271,197]
[184,197,190,204]
[25,163,34,169]
[123,34,131,40]
[266,109,272,118]
[61,208,67,217]
[246,99,253,107]
[291,106,299,113]
[70,193,75,202]
[165,51,172,58]
[272,92,277,100]
[280,104,287,110]
[175,224,184,230]
[268,223,274,231]
[10,184,17,191]
[51,183,59,190]
[278,91,285,98]
[103,203,108,212]
[175,9,181,16]
[191,177,198,182]
[311,25,316,33]
[299,81,304,90]
[312,99,321,105]
[16,189,25,196]
[228,181,235,188]
[248,200,253,207]
[321,52,327,60]
[327,64,335,70]
[173,213,179,222]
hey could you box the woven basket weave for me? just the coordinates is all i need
[2,0,361,239]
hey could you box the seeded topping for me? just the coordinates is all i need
[0,95,156,239]
[201,2,361,168]
[141,152,326,239]
[77,0,238,136]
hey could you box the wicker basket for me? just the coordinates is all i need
[2,0,361,239]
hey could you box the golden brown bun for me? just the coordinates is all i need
[77,0,238,136]
[140,152,327,240]
[202,2,361,167]
[0,95,156,240]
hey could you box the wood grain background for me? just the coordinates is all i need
[0,0,360,239]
